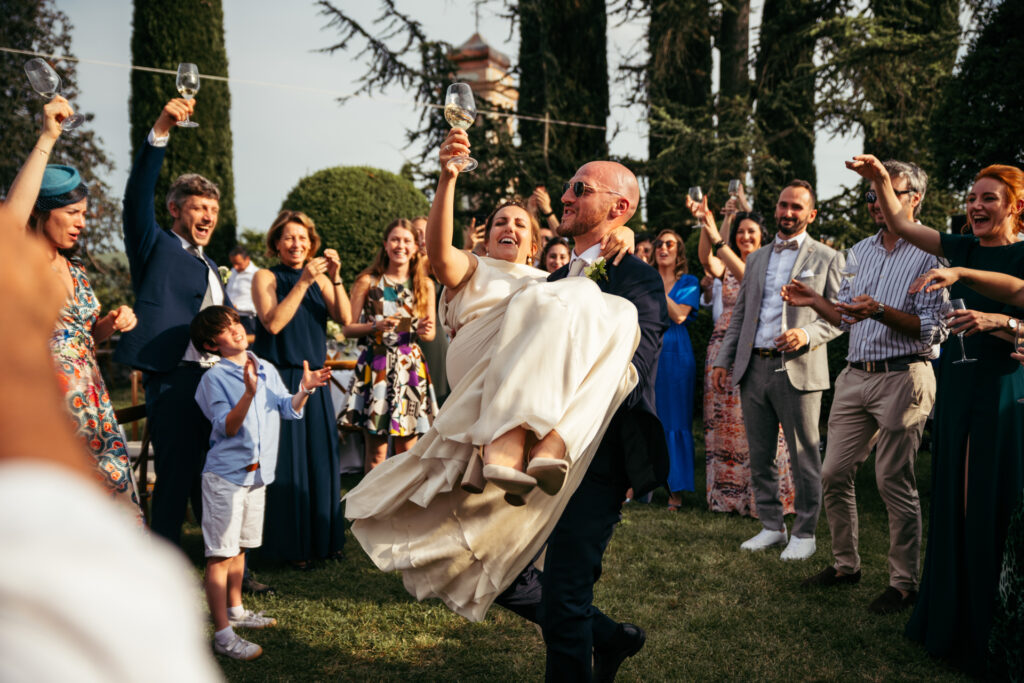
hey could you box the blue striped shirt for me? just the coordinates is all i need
[839,231,949,362]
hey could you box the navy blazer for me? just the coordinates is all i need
[549,253,670,495]
[114,142,229,374]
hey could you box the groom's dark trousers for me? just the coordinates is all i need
[495,254,669,681]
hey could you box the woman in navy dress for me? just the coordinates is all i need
[650,229,701,510]
[253,210,351,569]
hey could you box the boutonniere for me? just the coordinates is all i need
[218,265,231,285]
[584,257,608,282]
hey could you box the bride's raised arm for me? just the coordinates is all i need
[427,129,476,289]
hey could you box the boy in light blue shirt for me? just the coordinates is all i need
[191,305,330,661]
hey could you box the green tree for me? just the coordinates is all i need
[931,0,1024,195]
[0,0,131,305]
[517,0,610,193]
[753,0,823,208]
[280,166,429,285]
[129,0,236,263]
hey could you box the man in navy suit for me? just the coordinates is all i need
[114,98,228,546]
[497,161,669,681]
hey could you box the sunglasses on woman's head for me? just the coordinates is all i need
[562,181,624,199]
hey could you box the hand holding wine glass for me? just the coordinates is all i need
[839,248,860,302]
[175,63,200,128]
[24,58,85,131]
[444,83,478,172]
[942,298,978,365]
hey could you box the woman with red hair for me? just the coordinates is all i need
[849,156,1024,673]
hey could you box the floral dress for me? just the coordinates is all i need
[51,259,144,526]
[342,275,438,436]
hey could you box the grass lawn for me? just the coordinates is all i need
[153,422,971,682]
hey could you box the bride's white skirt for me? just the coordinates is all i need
[345,277,639,621]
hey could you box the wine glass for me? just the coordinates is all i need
[444,83,478,172]
[839,248,860,303]
[776,271,816,373]
[176,63,200,128]
[688,186,703,204]
[24,58,84,131]
[942,298,977,365]
[326,339,339,360]
[728,179,742,200]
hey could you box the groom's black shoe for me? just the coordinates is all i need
[593,622,646,682]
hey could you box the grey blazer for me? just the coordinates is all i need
[713,235,843,392]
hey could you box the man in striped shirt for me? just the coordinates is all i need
[782,160,948,614]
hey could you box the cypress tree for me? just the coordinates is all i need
[645,0,713,233]
[754,0,821,207]
[129,0,236,263]
[517,0,610,193]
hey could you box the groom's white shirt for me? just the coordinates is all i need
[567,243,602,276]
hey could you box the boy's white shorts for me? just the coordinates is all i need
[201,472,266,558]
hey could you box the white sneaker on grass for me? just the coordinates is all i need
[214,633,263,661]
[229,609,278,629]
[740,527,788,551]
[780,535,817,561]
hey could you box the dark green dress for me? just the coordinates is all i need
[906,234,1024,671]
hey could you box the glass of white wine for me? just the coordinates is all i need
[24,58,85,131]
[444,83,478,173]
[728,179,742,200]
[176,63,200,129]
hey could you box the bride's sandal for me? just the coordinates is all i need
[526,430,569,496]
[526,458,569,496]
[461,446,486,494]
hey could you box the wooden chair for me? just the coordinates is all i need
[114,370,153,523]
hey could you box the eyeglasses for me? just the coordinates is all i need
[864,189,915,204]
[652,239,678,249]
[563,181,624,199]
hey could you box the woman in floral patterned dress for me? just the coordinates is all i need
[342,218,439,472]
[693,195,796,518]
[10,99,143,524]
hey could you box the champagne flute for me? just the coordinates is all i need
[175,63,200,128]
[776,271,815,373]
[728,179,742,200]
[942,298,977,365]
[24,58,85,131]
[444,83,478,172]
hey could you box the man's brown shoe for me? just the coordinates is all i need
[801,565,861,587]
[868,586,917,614]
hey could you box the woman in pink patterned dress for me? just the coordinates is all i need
[693,194,796,517]
[7,99,144,524]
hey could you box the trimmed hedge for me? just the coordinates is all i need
[279,166,430,285]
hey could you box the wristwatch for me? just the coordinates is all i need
[1009,318,1020,333]
[871,303,886,320]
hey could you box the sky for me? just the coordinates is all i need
[54,0,859,234]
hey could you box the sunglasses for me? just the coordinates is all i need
[652,239,678,249]
[864,189,915,204]
[563,181,624,199]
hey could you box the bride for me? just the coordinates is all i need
[344,128,642,621]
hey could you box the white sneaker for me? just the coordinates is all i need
[229,609,278,629]
[214,633,263,661]
[740,527,788,551]
[780,535,817,561]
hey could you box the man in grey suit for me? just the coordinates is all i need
[712,180,842,560]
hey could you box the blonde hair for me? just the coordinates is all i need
[265,210,322,262]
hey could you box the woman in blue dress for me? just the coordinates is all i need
[650,229,701,510]
[252,210,351,569]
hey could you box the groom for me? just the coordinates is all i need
[498,161,669,681]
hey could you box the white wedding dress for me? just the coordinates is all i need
[344,256,640,621]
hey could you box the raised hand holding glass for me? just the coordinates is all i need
[24,58,84,131]
[444,83,478,172]
[176,63,200,128]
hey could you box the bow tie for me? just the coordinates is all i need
[773,240,799,253]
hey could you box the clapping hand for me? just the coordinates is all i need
[243,355,259,396]
[106,305,137,333]
[324,249,342,282]
[300,359,331,393]
[300,256,328,285]
[836,295,880,324]
[780,278,816,308]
